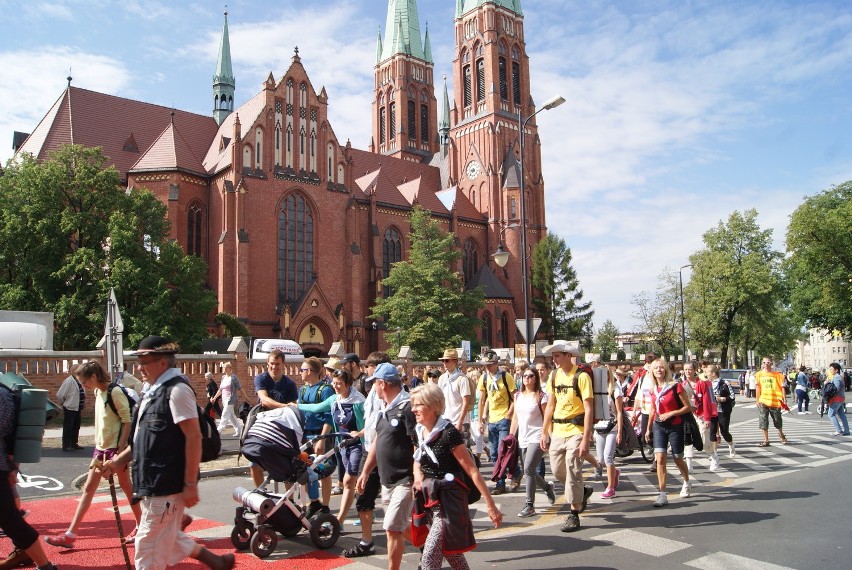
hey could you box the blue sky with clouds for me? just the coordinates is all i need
[2,0,851,334]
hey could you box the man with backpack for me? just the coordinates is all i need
[477,350,520,494]
[540,340,594,533]
[101,336,233,570]
[298,357,336,519]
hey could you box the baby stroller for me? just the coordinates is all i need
[231,405,357,558]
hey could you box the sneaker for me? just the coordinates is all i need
[0,548,33,568]
[653,493,668,508]
[613,468,621,490]
[803,411,812,414]
[492,486,506,496]
[728,444,736,458]
[318,505,331,515]
[560,512,581,533]
[123,527,138,543]
[709,458,719,472]
[647,461,657,473]
[832,432,843,436]
[305,500,324,519]
[508,477,521,493]
[181,514,193,531]
[45,533,76,548]
[580,485,593,513]
[686,458,694,473]
[331,485,344,496]
[518,504,537,518]
[545,481,556,505]
[600,487,616,499]
[679,481,691,498]
[341,542,375,558]
[594,463,603,481]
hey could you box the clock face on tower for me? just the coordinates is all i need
[466,161,481,180]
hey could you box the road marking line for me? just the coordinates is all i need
[725,454,771,471]
[684,551,796,569]
[595,529,691,557]
[750,450,802,465]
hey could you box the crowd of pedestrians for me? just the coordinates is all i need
[3,338,849,570]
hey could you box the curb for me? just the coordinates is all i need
[72,449,245,491]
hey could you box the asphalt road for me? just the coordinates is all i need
[17,400,852,569]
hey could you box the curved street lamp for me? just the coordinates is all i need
[517,95,565,360]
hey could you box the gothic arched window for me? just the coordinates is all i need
[186,202,203,257]
[278,193,314,306]
[382,227,402,298]
[501,312,510,347]
[482,311,493,348]
[476,59,485,102]
[463,238,479,283]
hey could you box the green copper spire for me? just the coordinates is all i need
[380,0,426,62]
[213,10,235,126]
[456,0,523,18]
[423,23,433,64]
[376,27,383,64]
[440,76,450,132]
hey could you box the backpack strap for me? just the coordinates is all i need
[105,385,121,417]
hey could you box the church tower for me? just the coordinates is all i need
[373,0,439,161]
[450,0,547,344]
[213,11,235,126]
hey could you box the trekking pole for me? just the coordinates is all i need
[108,473,133,570]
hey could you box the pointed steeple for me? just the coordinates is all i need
[380,0,426,63]
[376,27,383,63]
[439,76,451,149]
[213,10,236,126]
[423,23,433,64]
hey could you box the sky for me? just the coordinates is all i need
[2,0,852,335]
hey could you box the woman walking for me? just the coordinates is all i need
[710,365,736,457]
[593,368,624,498]
[645,357,693,508]
[509,368,556,517]
[411,384,502,570]
[45,361,142,547]
[211,362,249,436]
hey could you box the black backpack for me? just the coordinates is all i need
[823,381,838,401]
[104,383,139,418]
[164,378,221,462]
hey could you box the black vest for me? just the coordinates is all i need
[130,377,188,498]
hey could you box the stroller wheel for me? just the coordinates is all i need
[309,512,341,549]
[250,525,278,559]
[230,522,254,550]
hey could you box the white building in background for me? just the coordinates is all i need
[796,329,851,370]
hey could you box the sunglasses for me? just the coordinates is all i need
[523,373,535,378]
[300,368,311,372]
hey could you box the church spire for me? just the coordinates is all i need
[439,76,450,149]
[213,10,236,126]
[379,0,426,63]
[375,26,383,64]
[423,23,433,64]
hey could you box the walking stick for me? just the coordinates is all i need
[108,473,133,570]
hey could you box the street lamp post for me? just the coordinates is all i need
[679,264,693,363]
[502,95,565,361]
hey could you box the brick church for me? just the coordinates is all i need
[14,0,550,358]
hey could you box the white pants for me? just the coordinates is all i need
[135,494,197,570]
[218,403,243,435]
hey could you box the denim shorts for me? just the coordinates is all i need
[652,420,685,457]
[340,442,363,476]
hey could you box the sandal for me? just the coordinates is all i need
[780,438,789,445]
[758,441,770,447]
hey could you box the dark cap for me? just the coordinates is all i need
[341,353,360,365]
[133,335,180,355]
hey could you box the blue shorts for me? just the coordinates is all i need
[340,442,363,476]
[653,420,685,457]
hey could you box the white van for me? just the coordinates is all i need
[250,338,304,361]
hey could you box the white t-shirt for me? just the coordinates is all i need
[514,390,549,448]
[220,374,235,405]
[133,370,198,444]
[439,369,471,425]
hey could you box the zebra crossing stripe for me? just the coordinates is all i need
[750,449,801,466]
[596,529,690,557]
[725,454,771,471]
[685,551,796,569]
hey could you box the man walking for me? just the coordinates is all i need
[438,348,472,444]
[540,341,594,533]
[251,349,299,486]
[477,350,520,493]
[299,357,335,518]
[356,363,417,570]
[103,336,233,570]
[755,357,788,446]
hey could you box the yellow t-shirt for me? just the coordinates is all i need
[477,371,516,422]
[546,366,593,439]
[94,386,131,450]
[755,370,784,407]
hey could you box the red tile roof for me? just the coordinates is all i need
[129,120,207,177]
[15,86,218,180]
[349,148,450,214]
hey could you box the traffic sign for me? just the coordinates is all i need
[516,318,542,343]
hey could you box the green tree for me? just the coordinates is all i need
[531,233,594,342]
[631,268,681,357]
[785,181,852,335]
[683,209,785,367]
[593,319,620,361]
[0,145,216,350]
[215,312,252,337]
[371,206,484,359]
